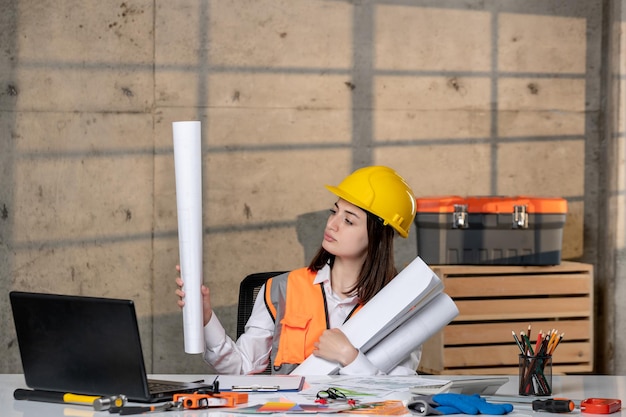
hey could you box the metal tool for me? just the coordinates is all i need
[92,394,127,411]
[118,401,183,415]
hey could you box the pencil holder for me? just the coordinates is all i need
[518,354,552,396]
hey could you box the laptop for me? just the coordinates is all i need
[9,291,211,402]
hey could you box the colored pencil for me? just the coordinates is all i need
[521,331,534,356]
[534,330,543,354]
[549,333,564,355]
[512,331,525,354]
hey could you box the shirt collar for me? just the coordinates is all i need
[313,263,331,285]
[313,263,360,304]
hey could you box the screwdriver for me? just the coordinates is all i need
[532,398,576,413]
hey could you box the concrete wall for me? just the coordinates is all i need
[0,0,620,374]
[612,0,626,373]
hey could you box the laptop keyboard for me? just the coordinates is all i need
[148,380,186,392]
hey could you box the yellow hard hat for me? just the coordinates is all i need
[325,166,416,238]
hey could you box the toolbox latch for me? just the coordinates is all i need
[513,205,528,229]
[452,204,468,229]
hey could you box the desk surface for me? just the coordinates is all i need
[2,374,624,417]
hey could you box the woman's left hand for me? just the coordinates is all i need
[312,328,358,367]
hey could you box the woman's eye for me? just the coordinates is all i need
[329,208,353,225]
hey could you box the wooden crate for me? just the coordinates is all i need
[418,262,594,375]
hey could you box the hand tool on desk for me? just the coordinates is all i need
[92,394,128,411]
[580,398,622,414]
[118,401,182,415]
[116,391,247,414]
[173,390,248,409]
[532,398,576,413]
[14,388,127,410]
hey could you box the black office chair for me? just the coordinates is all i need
[236,271,287,374]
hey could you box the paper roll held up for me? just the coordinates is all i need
[173,121,205,354]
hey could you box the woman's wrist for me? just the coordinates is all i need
[341,347,359,367]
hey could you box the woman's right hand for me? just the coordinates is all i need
[175,266,213,326]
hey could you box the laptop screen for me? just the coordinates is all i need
[10,291,151,400]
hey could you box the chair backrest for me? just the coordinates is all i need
[236,271,288,338]
[237,271,287,374]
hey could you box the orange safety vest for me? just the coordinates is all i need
[264,268,362,374]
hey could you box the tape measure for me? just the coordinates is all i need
[173,391,248,409]
[580,398,622,414]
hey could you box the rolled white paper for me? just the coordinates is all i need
[365,292,459,373]
[291,256,458,375]
[173,121,205,354]
[340,256,444,353]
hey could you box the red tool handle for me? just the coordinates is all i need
[581,398,622,414]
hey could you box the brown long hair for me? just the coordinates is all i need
[308,211,397,304]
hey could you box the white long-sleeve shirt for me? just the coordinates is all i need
[203,264,421,375]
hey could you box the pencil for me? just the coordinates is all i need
[512,331,525,354]
[521,331,534,356]
[547,330,559,353]
[537,334,549,355]
[549,333,564,355]
[534,330,543,354]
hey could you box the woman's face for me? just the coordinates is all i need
[322,199,369,261]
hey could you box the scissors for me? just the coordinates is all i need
[315,388,356,406]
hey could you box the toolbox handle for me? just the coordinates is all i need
[452,205,468,229]
[513,205,528,229]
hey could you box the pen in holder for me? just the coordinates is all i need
[518,353,552,396]
[512,327,563,396]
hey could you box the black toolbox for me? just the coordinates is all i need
[415,196,567,265]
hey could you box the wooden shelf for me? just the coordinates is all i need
[418,262,594,375]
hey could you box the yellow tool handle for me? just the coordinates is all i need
[63,393,100,404]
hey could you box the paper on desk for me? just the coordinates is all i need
[173,121,204,354]
[292,256,457,375]
[300,375,448,397]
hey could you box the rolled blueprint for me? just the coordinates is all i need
[365,292,459,373]
[342,256,444,353]
[173,121,204,354]
[291,256,458,375]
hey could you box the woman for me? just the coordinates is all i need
[176,165,420,375]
